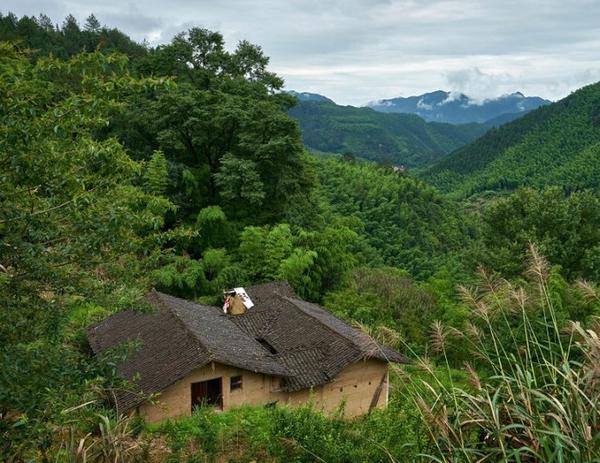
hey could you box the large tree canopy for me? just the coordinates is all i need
[0,44,171,344]
[113,28,310,225]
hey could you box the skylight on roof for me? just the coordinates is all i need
[256,338,277,355]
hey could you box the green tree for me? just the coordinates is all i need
[263,224,295,279]
[214,153,266,208]
[278,249,318,298]
[237,226,268,280]
[84,14,101,33]
[194,205,235,253]
[0,12,146,60]
[144,150,169,195]
[137,28,282,91]
[61,14,82,55]
[111,28,309,224]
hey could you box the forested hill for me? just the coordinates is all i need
[288,100,488,167]
[421,81,600,196]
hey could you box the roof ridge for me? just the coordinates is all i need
[153,291,290,377]
[151,291,213,361]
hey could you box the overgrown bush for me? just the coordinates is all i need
[151,400,427,463]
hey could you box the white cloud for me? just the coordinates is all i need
[416,98,433,110]
[3,0,600,105]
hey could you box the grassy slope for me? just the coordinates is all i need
[289,101,488,168]
[420,81,600,197]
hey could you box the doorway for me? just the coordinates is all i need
[191,377,223,411]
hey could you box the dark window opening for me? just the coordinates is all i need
[256,338,278,354]
[230,375,243,391]
[191,378,223,411]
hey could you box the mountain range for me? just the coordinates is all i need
[367,90,551,124]
[285,90,555,166]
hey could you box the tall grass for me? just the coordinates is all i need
[57,413,142,463]
[405,244,600,462]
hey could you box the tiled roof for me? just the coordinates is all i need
[87,281,410,411]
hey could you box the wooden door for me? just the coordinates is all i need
[191,377,223,411]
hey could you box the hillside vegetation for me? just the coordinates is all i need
[422,82,600,196]
[314,158,472,277]
[289,100,487,167]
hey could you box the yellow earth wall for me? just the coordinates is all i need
[138,359,389,423]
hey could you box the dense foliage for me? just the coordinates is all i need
[288,100,488,167]
[478,187,600,281]
[3,12,600,462]
[0,43,174,458]
[314,157,474,279]
[110,28,313,228]
[422,81,600,196]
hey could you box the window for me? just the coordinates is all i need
[256,338,278,354]
[230,375,243,391]
[191,378,223,411]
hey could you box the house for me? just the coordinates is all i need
[87,282,409,423]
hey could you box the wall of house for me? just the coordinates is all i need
[138,362,273,423]
[318,360,389,416]
[138,358,389,423]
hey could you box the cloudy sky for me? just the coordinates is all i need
[4,0,600,105]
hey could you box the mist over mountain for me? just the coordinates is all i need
[367,90,551,124]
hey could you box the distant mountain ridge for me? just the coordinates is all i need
[286,90,334,104]
[367,90,551,124]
